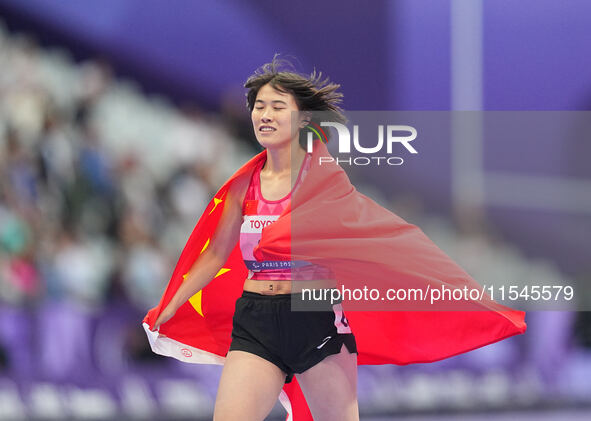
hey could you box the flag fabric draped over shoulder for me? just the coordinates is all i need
[142,139,527,421]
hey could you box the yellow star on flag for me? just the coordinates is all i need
[209,197,223,215]
[184,267,231,317]
[201,238,209,254]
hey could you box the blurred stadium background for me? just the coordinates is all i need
[0,0,590,420]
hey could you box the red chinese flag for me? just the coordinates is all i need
[143,139,526,421]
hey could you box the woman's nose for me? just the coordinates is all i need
[261,109,273,121]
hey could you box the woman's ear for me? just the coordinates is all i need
[300,111,312,128]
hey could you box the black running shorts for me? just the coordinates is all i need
[227,290,357,383]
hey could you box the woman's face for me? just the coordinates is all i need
[251,83,305,150]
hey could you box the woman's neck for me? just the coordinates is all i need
[263,142,307,175]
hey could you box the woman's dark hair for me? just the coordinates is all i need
[244,54,347,145]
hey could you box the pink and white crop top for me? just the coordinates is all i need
[239,153,334,281]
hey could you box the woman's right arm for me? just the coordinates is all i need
[153,173,250,330]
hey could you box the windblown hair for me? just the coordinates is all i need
[244,54,347,145]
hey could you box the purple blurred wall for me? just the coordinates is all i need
[0,0,390,110]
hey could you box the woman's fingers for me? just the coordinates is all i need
[153,317,162,331]
[152,306,175,332]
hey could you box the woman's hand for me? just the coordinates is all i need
[153,303,177,331]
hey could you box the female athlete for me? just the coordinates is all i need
[153,56,359,420]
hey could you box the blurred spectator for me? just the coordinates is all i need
[118,206,169,311]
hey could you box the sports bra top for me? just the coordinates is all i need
[239,153,334,281]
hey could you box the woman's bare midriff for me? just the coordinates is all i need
[243,277,337,295]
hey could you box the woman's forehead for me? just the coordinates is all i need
[256,84,295,103]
